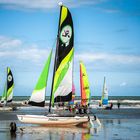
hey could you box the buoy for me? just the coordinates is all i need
[10,122,17,133]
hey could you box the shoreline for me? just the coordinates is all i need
[1,99,140,109]
[0,108,140,120]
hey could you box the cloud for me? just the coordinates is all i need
[75,52,140,64]
[0,46,50,63]
[1,35,140,72]
[115,28,128,33]
[120,82,127,87]
[17,47,49,63]
[96,7,120,14]
[75,41,103,47]
[0,0,106,10]
[0,36,50,63]
[0,36,22,49]
[103,8,119,13]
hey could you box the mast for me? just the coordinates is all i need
[101,77,104,104]
[6,67,8,105]
[49,5,62,113]
[103,76,105,93]
[80,62,82,105]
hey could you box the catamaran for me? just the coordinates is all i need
[0,67,14,110]
[17,4,90,126]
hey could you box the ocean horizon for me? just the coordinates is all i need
[0,95,139,101]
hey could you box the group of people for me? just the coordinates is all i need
[99,100,121,109]
[68,103,90,114]
[105,102,113,110]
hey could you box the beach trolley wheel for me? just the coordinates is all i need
[10,122,17,133]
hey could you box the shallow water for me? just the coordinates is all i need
[0,119,140,140]
[0,108,140,140]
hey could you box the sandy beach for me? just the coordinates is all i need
[0,107,140,140]
[0,99,140,140]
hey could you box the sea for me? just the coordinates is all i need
[0,96,140,140]
[11,96,140,101]
[12,96,140,108]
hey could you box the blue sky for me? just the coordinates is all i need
[0,0,140,96]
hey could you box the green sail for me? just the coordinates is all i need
[1,83,7,103]
[28,49,52,107]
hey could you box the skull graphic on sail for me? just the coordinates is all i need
[60,25,72,47]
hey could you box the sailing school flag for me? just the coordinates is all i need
[52,5,74,103]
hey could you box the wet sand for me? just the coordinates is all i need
[0,108,140,120]
[0,108,140,140]
[0,119,140,140]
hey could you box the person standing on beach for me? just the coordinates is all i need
[117,101,120,109]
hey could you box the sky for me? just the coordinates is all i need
[0,0,140,97]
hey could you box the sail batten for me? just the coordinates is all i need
[28,50,52,107]
[80,61,90,106]
[51,5,74,105]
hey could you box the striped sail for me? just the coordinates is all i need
[80,61,90,106]
[101,77,108,105]
[28,50,52,107]
[1,67,14,103]
[51,5,74,104]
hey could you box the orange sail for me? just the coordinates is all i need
[80,61,90,106]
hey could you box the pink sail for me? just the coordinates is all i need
[69,83,75,105]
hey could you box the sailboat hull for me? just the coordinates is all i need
[17,115,89,126]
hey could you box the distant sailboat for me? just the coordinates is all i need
[17,4,89,126]
[1,67,14,104]
[80,61,90,106]
[101,77,108,106]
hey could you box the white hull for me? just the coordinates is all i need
[17,115,89,126]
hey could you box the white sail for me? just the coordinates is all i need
[101,77,108,105]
